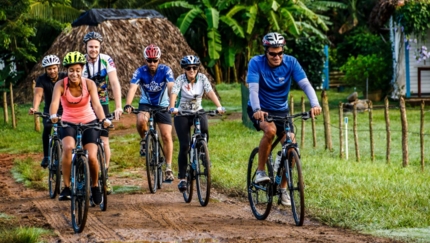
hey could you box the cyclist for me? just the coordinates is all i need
[123,44,175,182]
[82,31,123,195]
[246,32,322,206]
[29,55,67,168]
[49,51,111,204]
[168,55,225,192]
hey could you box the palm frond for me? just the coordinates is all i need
[267,10,280,31]
[280,8,300,37]
[296,22,328,40]
[207,28,222,60]
[158,1,195,10]
[220,16,244,38]
[177,8,203,34]
[246,4,258,35]
[225,5,247,18]
[205,7,219,29]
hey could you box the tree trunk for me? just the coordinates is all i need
[10,82,16,128]
[214,62,221,84]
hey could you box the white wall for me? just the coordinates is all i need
[407,31,430,95]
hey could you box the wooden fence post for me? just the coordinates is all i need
[368,100,374,162]
[420,100,425,171]
[353,103,360,162]
[339,102,344,159]
[384,97,391,164]
[301,96,305,149]
[321,91,332,151]
[399,97,408,167]
[9,82,16,128]
[2,91,8,123]
[290,95,294,115]
[312,110,317,148]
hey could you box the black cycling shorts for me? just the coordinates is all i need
[247,106,294,137]
[138,104,172,125]
[59,119,100,145]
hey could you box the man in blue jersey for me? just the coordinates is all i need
[247,32,322,206]
[124,44,175,182]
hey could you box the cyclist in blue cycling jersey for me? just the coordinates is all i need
[124,44,175,182]
[247,32,322,206]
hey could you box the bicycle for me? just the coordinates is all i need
[58,120,105,233]
[91,113,114,211]
[247,111,311,226]
[178,109,219,207]
[132,107,167,193]
[34,112,62,199]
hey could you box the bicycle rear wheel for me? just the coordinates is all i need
[157,145,166,189]
[182,160,194,203]
[286,149,305,226]
[71,156,90,233]
[48,140,61,199]
[145,134,157,193]
[97,143,107,211]
[247,147,273,220]
[195,139,211,207]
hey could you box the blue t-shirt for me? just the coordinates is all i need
[246,54,307,111]
[130,64,175,107]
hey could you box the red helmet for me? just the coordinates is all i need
[144,44,161,59]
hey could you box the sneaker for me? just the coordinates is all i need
[254,170,270,183]
[106,179,113,195]
[59,187,71,201]
[281,189,291,206]
[178,180,187,192]
[40,157,49,169]
[91,187,102,205]
[140,139,146,157]
[165,169,175,182]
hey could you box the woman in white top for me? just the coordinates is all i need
[169,55,225,192]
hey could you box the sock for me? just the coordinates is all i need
[166,164,172,170]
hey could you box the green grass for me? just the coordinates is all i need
[0,227,50,243]
[2,84,430,242]
[11,157,46,190]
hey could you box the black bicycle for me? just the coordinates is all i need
[247,111,310,226]
[178,109,219,206]
[58,120,104,233]
[34,112,62,199]
[132,107,167,193]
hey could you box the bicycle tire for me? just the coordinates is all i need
[145,134,157,193]
[247,147,273,220]
[195,139,211,207]
[286,148,305,226]
[71,155,90,233]
[182,157,194,203]
[48,140,61,199]
[97,143,108,211]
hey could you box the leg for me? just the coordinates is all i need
[174,116,191,180]
[159,123,173,166]
[136,112,149,138]
[101,136,110,168]
[41,118,53,168]
[257,121,277,171]
[61,136,75,188]
[85,143,99,187]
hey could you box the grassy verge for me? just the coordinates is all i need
[0,213,50,243]
[2,84,430,242]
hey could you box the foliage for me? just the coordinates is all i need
[339,54,391,92]
[395,0,430,40]
[0,227,50,243]
[285,36,326,89]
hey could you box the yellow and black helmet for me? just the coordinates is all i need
[63,51,86,67]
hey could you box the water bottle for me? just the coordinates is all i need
[273,151,281,173]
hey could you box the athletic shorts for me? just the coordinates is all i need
[138,104,172,125]
[59,119,100,145]
[247,106,294,137]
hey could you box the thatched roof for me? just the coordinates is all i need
[369,0,404,31]
[17,11,214,103]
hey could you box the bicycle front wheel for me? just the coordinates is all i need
[48,140,62,199]
[286,149,305,226]
[71,155,90,233]
[247,147,273,220]
[195,139,211,207]
[157,145,166,189]
[145,134,157,193]
[97,143,107,211]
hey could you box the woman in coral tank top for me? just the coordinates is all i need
[49,51,111,205]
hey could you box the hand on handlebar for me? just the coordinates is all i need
[169,107,178,114]
[123,104,133,114]
[216,106,226,114]
[253,110,268,122]
[310,106,322,118]
[114,108,123,120]
[102,118,112,128]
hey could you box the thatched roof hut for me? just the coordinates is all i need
[17,9,214,103]
[369,0,405,31]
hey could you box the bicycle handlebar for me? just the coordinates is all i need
[265,111,311,123]
[131,107,168,115]
[177,110,219,116]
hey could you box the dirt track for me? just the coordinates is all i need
[0,114,404,242]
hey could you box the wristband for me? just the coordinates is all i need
[50,114,58,119]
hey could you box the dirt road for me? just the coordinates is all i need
[0,114,404,242]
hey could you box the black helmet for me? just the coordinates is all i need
[83,31,103,44]
[262,32,286,48]
[180,55,201,68]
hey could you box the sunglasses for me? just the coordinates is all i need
[268,51,284,57]
[185,66,199,71]
[146,59,159,63]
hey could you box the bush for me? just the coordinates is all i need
[340,54,391,92]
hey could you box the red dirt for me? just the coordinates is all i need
[0,113,404,242]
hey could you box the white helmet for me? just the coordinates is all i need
[262,32,286,48]
[42,55,61,67]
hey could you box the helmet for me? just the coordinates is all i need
[63,51,87,67]
[262,32,286,48]
[83,31,103,44]
[42,55,61,67]
[180,55,201,68]
[144,44,161,59]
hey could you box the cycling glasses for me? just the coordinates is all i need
[146,59,159,63]
[267,51,283,57]
[185,66,199,71]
